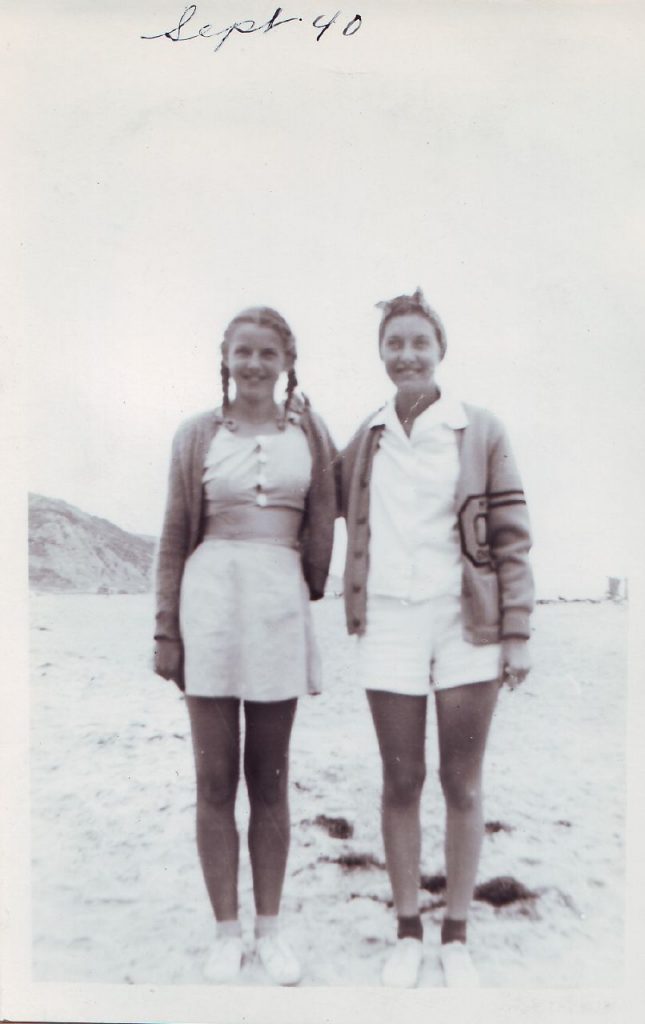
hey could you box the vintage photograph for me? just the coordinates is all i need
[4,1,644,1021]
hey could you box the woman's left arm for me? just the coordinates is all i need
[299,406,339,598]
[304,406,339,510]
[501,637,531,689]
[487,419,534,687]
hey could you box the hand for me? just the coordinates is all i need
[287,390,306,414]
[501,637,531,690]
[153,638,185,692]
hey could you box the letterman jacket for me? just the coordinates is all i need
[338,402,534,644]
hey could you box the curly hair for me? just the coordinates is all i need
[376,287,447,359]
[220,306,299,413]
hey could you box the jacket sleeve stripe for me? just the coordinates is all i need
[488,498,527,510]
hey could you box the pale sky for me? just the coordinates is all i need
[10,0,645,598]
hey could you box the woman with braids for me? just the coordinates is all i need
[153,306,336,985]
[339,289,534,989]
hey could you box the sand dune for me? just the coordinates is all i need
[29,594,626,987]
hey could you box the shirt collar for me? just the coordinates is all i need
[368,391,469,432]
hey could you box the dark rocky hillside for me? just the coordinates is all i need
[29,493,156,593]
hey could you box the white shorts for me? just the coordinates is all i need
[357,593,502,695]
[180,539,321,700]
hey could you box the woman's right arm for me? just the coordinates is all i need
[337,413,376,519]
[153,424,192,689]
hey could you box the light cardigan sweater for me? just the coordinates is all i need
[154,403,337,647]
[339,402,534,644]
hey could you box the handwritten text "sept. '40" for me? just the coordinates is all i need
[142,4,363,53]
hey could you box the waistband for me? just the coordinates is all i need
[203,516,301,550]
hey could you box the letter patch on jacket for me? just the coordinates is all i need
[458,491,526,567]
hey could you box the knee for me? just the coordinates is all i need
[246,765,288,808]
[382,761,426,809]
[439,763,480,812]
[196,771,238,810]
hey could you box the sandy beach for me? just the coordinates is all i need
[29,593,626,989]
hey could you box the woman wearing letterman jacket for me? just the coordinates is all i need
[338,289,534,988]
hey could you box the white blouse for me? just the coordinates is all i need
[367,393,469,602]
[202,423,312,516]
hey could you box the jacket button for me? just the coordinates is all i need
[352,617,361,629]
[352,583,362,593]
[360,479,368,489]
[357,516,368,525]
[354,550,364,558]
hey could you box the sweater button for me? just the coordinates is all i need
[352,617,361,629]
[357,516,368,525]
[352,583,362,593]
[354,550,364,558]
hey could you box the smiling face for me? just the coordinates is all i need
[224,322,289,403]
[379,312,444,393]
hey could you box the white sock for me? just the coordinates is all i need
[255,914,279,939]
[216,919,241,939]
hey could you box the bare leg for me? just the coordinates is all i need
[243,699,298,917]
[366,690,427,918]
[435,680,499,919]
[185,696,241,922]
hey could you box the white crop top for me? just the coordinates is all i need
[202,424,313,516]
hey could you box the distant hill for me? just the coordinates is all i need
[28,494,156,594]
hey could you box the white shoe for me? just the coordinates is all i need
[203,935,243,984]
[256,933,302,986]
[439,941,480,988]
[381,937,424,988]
